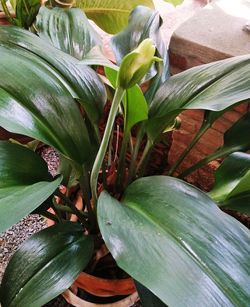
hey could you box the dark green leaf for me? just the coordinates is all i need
[98,176,250,306]
[148,55,250,140]
[0,222,94,306]
[75,0,155,34]
[0,26,106,125]
[36,7,101,60]
[15,0,40,28]
[209,152,250,215]
[135,281,166,307]
[0,142,62,233]
[111,5,169,101]
[0,42,91,164]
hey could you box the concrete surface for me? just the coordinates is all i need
[170,0,250,70]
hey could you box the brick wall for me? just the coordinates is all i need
[168,39,249,190]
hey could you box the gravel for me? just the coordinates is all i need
[0,146,59,283]
[0,215,47,282]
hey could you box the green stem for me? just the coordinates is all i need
[128,124,145,183]
[0,0,15,23]
[167,122,211,176]
[137,139,153,177]
[116,129,130,191]
[178,146,239,179]
[79,167,97,232]
[51,201,63,223]
[55,190,88,228]
[90,87,125,204]
[41,210,60,223]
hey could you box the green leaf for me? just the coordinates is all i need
[0,222,94,306]
[75,0,154,34]
[135,281,166,307]
[124,85,148,131]
[111,5,169,101]
[0,142,62,233]
[0,26,106,125]
[79,46,118,70]
[36,7,101,60]
[15,0,41,28]
[98,176,250,306]
[148,55,250,140]
[105,67,148,131]
[0,42,91,164]
[209,152,250,215]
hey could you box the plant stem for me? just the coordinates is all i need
[116,129,130,191]
[0,0,15,24]
[167,122,211,176]
[55,190,88,228]
[79,166,97,232]
[90,87,125,204]
[136,138,153,177]
[51,201,63,223]
[42,210,59,223]
[178,146,239,179]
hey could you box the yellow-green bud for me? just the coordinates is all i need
[117,38,162,89]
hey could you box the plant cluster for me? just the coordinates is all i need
[0,0,249,306]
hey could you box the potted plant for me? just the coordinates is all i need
[0,3,249,306]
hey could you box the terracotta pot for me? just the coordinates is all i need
[74,272,136,297]
[62,289,139,307]
[46,188,137,302]
[0,12,10,25]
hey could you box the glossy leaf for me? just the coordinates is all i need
[148,55,250,140]
[98,176,250,306]
[36,7,101,60]
[209,152,250,215]
[0,222,94,306]
[124,85,148,131]
[111,5,169,100]
[75,0,154,34]
[15,0,40,28]
[0,142,62,233]
[79,46,118,70]
[0,26,106,124]
[0,42,91,164]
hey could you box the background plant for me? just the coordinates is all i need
[0,3,249,306]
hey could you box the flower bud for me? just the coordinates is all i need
[117,38,162,89]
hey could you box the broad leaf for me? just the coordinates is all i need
[79,46,118,70]
[0,42,91,164]
[0,142,62,233]
[75,0,154,34]
[0,26,106,125]
[98,176,250,306]
[111,5,169,101]
[36,7,101,60]
[148,55,250,140]
[209,152,250,215]
[0,222,94,306]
